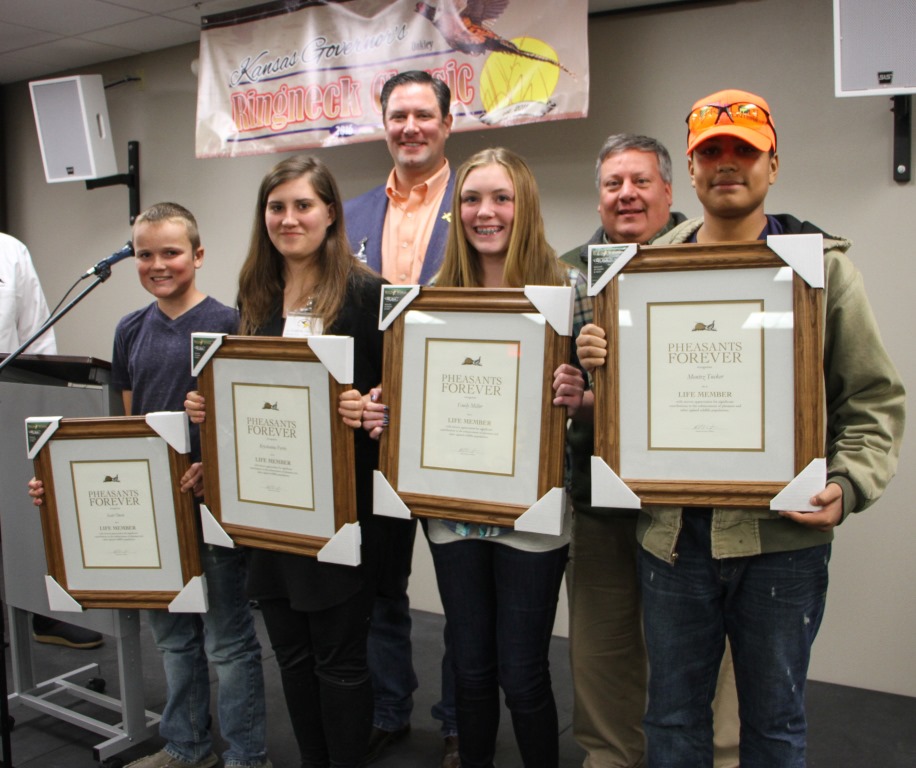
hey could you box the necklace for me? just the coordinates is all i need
[284,282,319,315]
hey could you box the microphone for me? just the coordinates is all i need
[83,242,134,278]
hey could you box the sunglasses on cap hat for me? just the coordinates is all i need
[685,101,777,153]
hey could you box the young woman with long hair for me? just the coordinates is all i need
[188,155,386,768]
[364,147,590,768]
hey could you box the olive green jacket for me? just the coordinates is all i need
[638,215,905,561]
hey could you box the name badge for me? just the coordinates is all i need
[283,311,323,338]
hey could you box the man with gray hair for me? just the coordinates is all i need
[560,134,738,768]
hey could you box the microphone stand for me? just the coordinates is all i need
[0,262,117,767]
[0,263,117,375]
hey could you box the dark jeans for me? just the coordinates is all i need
[368,516,419,731]
[639,510,830,768]
[430,538,569,768]
[260,593,373,768]
[369,516,458,736]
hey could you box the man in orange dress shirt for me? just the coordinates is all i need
[344,70,458,768]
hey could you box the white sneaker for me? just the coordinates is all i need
[125,750,218,768]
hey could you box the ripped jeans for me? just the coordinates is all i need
[639,510,829,768]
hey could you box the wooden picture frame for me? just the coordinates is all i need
[197,336,356,556]
[379,287,570,526]
[592,241,824,507]
[30,416,201,610]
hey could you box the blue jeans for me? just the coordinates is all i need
[430,538,568,768]
[369,518,458,736]
[639,511,829,768]
[148,545,267,767]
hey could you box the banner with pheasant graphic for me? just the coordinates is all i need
[195,0,589,157]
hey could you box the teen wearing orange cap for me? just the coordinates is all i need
[576,89,905,767]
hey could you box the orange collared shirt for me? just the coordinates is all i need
[381,161,450,285]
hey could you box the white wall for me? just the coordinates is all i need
[3,0,913,696]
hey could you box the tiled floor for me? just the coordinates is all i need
[3,607,915,767]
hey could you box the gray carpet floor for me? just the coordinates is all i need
[3,607,915,768]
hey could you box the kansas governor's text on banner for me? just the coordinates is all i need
[195,0,589,158]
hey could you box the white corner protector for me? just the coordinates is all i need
[26,416,61,459]
[317,522,362,566]
[169,575,209,613]
[588,243,638,296]
[378,285,421,331]
[200,504,236,548]
[373,470,413,519]
[766,234,824,289]
[770,458,827,513]
[591,456,641,509]
[307,334,354,384]
[191,332,226,377]
[524,285,574,337]
[145,412,190,454]
[514,486,566,536]
[45,575,83,612]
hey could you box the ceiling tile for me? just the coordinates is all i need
[17,37,139,77]
[1,0,147,36]
[0,0,701,85]
[0,22,62,54]
[162,0,272,25]
[103,0,199,12]
[81,15,200,52]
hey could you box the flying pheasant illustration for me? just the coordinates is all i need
[415,0,574,77]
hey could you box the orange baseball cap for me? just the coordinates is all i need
[685,89,777,155]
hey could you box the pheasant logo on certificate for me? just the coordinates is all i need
[648,300,764,451]
[420,338,521,476]
[71,460,160,569]
[232,383,315,510]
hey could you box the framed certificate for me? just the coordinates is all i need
[27,415,202,610]
[592,240,824,507]
[377,287,571,526]
[195,335,356,557]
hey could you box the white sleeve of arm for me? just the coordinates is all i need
[15,241,57,355]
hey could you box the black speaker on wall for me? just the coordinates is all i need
[29,74,118,183]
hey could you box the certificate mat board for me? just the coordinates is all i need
[197,336,357,556]
[29,416,201,610]
[593,241,825,507]
[379,287,569,526]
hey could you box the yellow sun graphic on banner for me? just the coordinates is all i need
[480,37,561,114]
